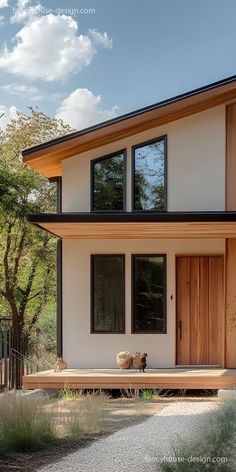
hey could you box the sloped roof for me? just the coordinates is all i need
[22,75,236,177]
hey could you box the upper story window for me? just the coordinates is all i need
[49,177,62,213]
[132,136,167,211]
[91,150,126,211]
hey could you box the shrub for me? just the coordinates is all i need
[0,392,55,452]
[141,389,159,400]
[59,387,78,400]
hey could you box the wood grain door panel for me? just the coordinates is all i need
[176,258,190,365]
[198,257,209,364]
[176,256,223,366]
[190,258,200,364]
[208,257,224,365]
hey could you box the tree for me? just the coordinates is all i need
[0,109,73,387]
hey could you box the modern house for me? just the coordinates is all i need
[22,76,236,390]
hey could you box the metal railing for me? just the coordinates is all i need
[0,324,39,390]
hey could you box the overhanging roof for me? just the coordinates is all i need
[29,211,236,239]
[22,75,236,178]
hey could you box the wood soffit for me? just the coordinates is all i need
[29,212,236,240]
[22,77,236,177]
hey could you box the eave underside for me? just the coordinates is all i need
[29,212,236,239]
[22,77,236,178]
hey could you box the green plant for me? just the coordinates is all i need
[0,392,55,452]
[156,400,236,471]
[59,387,78,400]
[141,389,159,400]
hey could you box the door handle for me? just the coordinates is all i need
[178,320,182,340]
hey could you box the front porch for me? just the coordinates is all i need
[23,368,236,390]
[26,211,236,373]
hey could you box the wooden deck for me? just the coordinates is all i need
[23,368,236,390]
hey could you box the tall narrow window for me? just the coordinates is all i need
[132,255,166,333]
[48,177,62,213]
[133,136,167,211]
[91,255,125,333]
[92,151,126,211]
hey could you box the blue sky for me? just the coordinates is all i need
[0,0,236,130]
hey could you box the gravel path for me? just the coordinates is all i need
[38,401,218,472]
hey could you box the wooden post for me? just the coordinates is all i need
[225,239,236,367]
[225,104,236,368]
[226,104,236,210]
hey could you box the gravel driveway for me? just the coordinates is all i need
[38,401,217,472]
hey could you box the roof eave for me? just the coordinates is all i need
[22,75,236,178]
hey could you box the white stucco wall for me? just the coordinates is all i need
[62,106,225,212]
[62,239,225,368]
[61,105,226,368]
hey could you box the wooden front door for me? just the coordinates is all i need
[176,256,224,366]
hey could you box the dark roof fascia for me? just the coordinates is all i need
[22,74,236,158]
[28,211,236,224]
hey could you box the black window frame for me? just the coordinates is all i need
[131,254,167,334]
[90,254,126,334]
[49,176,62,213]
[131,135,167,212]
[90,149,127,212]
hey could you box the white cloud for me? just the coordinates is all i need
[0,0,8,8]
[0,105,18,130]
[0,14,113,81]
[0,15,4,24]
[89,29,113,49]
[56,88,119,130]
[17,0,31,7]
[1,83,43,101]
[11,3,42,24]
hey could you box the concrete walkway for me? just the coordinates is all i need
[38,401,217,472]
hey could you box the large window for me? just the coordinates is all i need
[132,255,166,333]
[132,136,167,211]
[91,255,125,333]
[91,151,126,211]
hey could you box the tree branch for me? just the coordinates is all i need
[13,228,26,286]
[19,260,38,320]
[28,264,52,332]
[27,290,42,301]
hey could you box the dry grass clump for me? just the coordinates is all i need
[66,392,110,437]
[0,390,110,453]
[0,391,54,453]
[157,400,236,472]
[132,399,150,417]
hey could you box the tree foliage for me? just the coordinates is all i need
[0,109,73,376]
